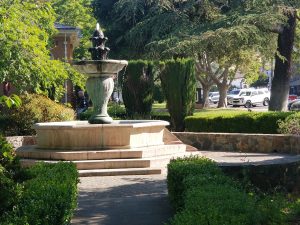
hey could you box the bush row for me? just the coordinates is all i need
[167,156,295,225]
[0,162,79,225]
[185,111,294,133]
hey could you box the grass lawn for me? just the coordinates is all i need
[152,102,167,109]
[193,108,248,117]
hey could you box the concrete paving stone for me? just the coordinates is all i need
[71,174,173,225]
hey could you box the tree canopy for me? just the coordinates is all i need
[93,0,300,110]
[0,0,85,100]
[51,0,97,59]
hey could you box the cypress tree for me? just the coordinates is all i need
[160,58,196,131]
[121,60,154,118]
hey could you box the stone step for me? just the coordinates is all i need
[20,158,151,170]
[16,144,186,161]
[19,152,196,171]
[78,168,161,177]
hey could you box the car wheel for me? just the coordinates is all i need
[244,101,252,108]
[232,105,239,107]
[263,98,269,106]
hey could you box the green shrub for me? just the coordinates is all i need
[0,135,22,180]
[121,60,155,117]
[167,156,292,225]
[0,165,23,218]
[153,83,165,103]
[185,111,293,133]
[170,184,258,225]
[256,195,288,225]
[277,112,300,135]
[160,59,196,131]
[1,94,75,135]
[167,156,221,210]
[79,104,126,120]
[0,135,15,168]
[1,162,79,225]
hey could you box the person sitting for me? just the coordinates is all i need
[76,90,88,116]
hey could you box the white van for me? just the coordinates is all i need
[232,89,270,108]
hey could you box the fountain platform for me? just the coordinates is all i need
[16,120,195,176]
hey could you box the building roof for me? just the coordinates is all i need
[54,23,81,47]
[55,22,79,30]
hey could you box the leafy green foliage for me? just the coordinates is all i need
[121,60,155,117]
[0,135,22,179]
[1,162,79,225]
[79,104,126,120]
[0,135,22,218]
[0,165,23,219]
[0,0,85,99]
[0,94,22,109]
[93,0,300,110]
[51,0,97,59]
[277,112,300,135]
[167,156,221,210]
[170,184,259,225]
[0,94,75,136]
[167,156,294,225]
[0,136,15,169]
[160,58,196,131]
[185,111,293,133]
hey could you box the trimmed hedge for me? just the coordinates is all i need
[1,162,79,225]
[167,156,221,211]
[121,60,155,118]
[167,156,293,225]
[185,111,294,133]
[160,59,196,131]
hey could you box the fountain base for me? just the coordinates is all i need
[15,120,194,176]
[88,114,113,124]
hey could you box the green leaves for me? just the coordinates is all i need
[0,94,22,109]
[0,0,86,100]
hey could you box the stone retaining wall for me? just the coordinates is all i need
[173,132,300,154]
[6,133,300,155]
[6,136,36,149]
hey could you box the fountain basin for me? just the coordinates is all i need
[33,120,169,150]
[73,60,128,77]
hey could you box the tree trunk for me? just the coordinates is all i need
[217,84,228,108]
[269,11,296,111]
[202,84,211,108]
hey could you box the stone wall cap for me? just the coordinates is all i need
[33,120,169,129]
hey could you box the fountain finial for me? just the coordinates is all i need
[89,23,110,60]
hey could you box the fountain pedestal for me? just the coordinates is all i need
[86,76,114,124]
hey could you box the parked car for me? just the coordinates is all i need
[208,92,220,104]
[227,89,241,105]
[232,89,270,108]
[289,99,300,111]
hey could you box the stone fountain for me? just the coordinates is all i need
[15,23,190,176]
[73,23,127,124]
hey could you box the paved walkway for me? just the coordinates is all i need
[71,174,173,225]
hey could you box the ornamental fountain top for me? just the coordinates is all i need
[89,23,110,60]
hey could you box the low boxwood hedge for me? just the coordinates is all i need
[167,156,222,211]
[185,111,294,133]
[167,156,295,225]
[1,162,79,225]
